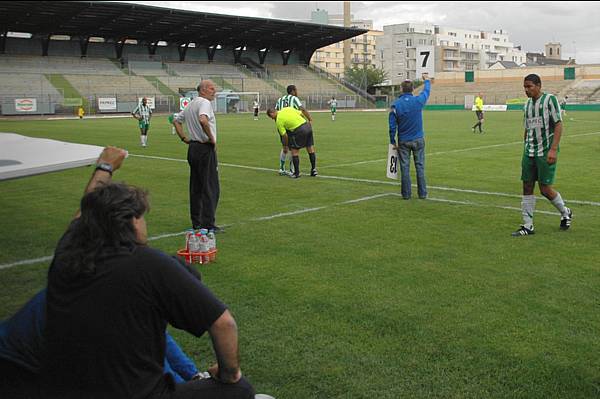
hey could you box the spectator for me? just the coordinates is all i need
[40,146,253,398]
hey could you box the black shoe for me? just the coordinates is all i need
[206,225,225,234]
[511,226,535,237]
[560,208,572,231]
[310,169,318,177]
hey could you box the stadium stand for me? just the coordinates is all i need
[0,55,122,75]
[562,79,600,103]
[426,80,574,105]
[0,73,62,101]
[128,61,168,77]
[63,74,162,99]
[265,64,350,96]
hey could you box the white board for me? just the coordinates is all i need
[416,46,435,78]
[0,133,104,181]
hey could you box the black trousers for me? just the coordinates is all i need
[0,358,42,399]
[187,142,220,230]
[151,376,255,399]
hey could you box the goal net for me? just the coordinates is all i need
[213,91,260,114]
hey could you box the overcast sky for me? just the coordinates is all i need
[131,1,600,64]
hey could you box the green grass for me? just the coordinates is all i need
[45,74,89,109]
[1,110,600,398]
[143,76,180,97]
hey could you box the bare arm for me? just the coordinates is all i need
[199,115,216,145]
[299,107,313,124]
[74,146,127,219]
[547,121,562,165]
[207,310,242,384]
[282,133,289,148]
[173,121,190,144]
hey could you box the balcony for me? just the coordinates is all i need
[443,55,461,61]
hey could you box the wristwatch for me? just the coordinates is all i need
[95,162,113,176]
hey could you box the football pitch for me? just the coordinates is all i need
[1,110,599,398]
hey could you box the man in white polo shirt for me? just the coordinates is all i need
[173,80,221,232]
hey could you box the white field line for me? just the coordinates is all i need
[0,190,568,270]
[321,130,600,169]
[129,153,600,207]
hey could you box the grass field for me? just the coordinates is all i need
[1,109,600,398]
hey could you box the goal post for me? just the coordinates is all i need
[213,91,260,114]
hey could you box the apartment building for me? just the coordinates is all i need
[377,23,527,84]
[309,10,383,78]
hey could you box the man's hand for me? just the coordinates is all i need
[97,146,127,172]
[547,148,558,165]
[208,363,242,384]
[422,72,429,81]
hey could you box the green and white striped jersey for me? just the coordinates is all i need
[275,94,302,111]
[523,93,562,157]
[132,103,152,123]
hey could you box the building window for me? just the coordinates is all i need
[406,39,412,46]
[549,48,553,55]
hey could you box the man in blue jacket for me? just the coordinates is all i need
[389,73,431,199]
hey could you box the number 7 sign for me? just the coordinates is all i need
[416,46,435,78]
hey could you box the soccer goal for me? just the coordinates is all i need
[214,91,260,114]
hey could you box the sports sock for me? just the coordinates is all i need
[550,192,569,217]
[279,150,286,170]
[521,195,536,229]
[292,155,300,176]
[140,135,145,145]
[309,152,316,170]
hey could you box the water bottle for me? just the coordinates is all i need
[185,229,194,251]
[188,230,201,253]
[207,229,216,251]
[199,229,210,253]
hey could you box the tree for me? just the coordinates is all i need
[344,65,388,93]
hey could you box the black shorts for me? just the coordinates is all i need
[254,108,259,116]
[476,110,484,120]
[288,123,314,149]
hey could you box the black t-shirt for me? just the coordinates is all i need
[43,222,227,398]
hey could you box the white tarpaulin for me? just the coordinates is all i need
[0,133,104,181]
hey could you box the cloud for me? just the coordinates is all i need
[126,1,600,63]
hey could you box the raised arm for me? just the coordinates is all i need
[74,146,127,218]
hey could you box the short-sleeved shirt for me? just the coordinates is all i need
[475,97,483,112]
[43,221,227,398]
[275,94,302,111]
[174,97,217,143]
[329,99,337,110]
[253,101,259,110]
[275,107,307,137]
[132,103,152,124]
[523,93,562,157]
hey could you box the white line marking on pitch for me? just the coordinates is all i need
[0,192,565,270]
[320,130,600,169]
[129,154,600,207]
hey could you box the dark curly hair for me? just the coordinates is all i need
[55,182,149,280]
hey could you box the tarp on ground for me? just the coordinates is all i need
[0,133,103,181]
